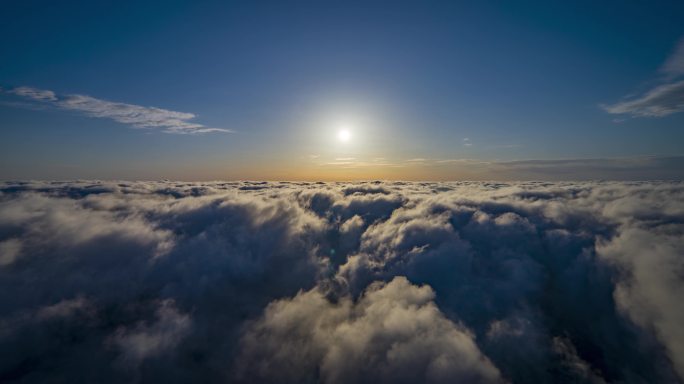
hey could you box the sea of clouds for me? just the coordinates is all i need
[0,180,682,383]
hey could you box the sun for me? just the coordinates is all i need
[337,128,351,142]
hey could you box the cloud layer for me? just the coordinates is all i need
[0,180,683,383]
[5,86,231,134]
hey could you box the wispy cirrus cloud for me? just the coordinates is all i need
[307,155,684,180]
[661,38,684,79]
[603,38,684,118]
[10,86,57,101]
[602,80,684,117]
[5,86,232,134]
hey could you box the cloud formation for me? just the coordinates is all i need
[603,37,684,118]
[602,81,684,117]
[110,300,191,367]
[394,156,684,180]
[0,180,682,383]
[237,276,502,384]
[5,86,232,134]
[661,38,684,78]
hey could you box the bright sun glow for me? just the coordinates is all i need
[337,129,351,142]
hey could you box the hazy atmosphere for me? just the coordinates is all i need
[1,1,684,383]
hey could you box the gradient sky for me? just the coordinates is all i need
[1,0,684,180]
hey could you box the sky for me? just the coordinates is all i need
[1,0,684,180]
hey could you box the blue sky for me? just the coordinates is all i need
[1,0,684,180]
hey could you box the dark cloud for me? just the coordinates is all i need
[0,180,682,383]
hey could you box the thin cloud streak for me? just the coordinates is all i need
[603,37,684,118]
[661,38,684,78]
[602,80,684,117]
[436,156,684,180]
[6,86,233,134]
[308,156,684,180]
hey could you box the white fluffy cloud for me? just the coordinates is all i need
[237,276,502,384]
[0,180,682,383]
[597,226,684,380]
